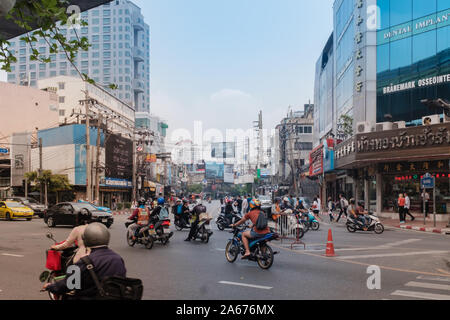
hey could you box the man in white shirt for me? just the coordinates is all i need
[404,192,415,221]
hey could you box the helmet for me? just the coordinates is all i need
[283,197,289,202]
[176,198,181,203]
[157,197,165,205]
[78,208,92,225]
[249,199,261,209]
[358,200,365,207]
[138,197,146,206]
[350,198,355,205]
[82,223,110,248]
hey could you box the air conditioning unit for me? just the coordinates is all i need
[392,121,406,130]
[375,122,393,132]
[422,114,441,126]
[357,121,372,134]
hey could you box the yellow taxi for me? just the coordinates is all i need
[0,201,34,221]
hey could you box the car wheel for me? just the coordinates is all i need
[26,218,32,221]
[6,212,11,221]
[47,217,56,228]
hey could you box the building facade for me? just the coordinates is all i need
[6,0,150,113]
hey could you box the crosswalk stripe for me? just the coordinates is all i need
[337,250,449,260]
[405,281,450,291]
[417,275,450,283]
[391,290,450,300]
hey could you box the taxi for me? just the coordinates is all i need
[0,201,34,221]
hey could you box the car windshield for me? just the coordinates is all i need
[25,198,38,204]
[72,203,97,211]
[6,202,25,208]
[259,196,271,201]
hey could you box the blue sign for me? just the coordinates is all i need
[421,176,435,189]
[0,148,9,154]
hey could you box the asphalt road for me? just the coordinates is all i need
[0,200,449,300]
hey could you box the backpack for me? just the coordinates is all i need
[81,256,143,300]
[255,210,268,231]
[343,199,349,208]
[159,206,169,220]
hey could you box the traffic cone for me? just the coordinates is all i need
[325,229,336,257]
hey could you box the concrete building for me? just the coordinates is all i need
[6,0,150,113]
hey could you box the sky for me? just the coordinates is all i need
[1,0,335,144]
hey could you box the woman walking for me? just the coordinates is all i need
[398,193,406,224]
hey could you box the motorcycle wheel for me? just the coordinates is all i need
[311,221,320,231]
[295,227,304,239]
[301,221,310,232]
[126,230,136,247]
[217,223,225,231]
[347,224,357,233]
[256,244,274,270]
[225,241,239,263]
[161,237,169,245]
[374,223,384,234]
[175,223,183,231]
[47,217,55,228]
[144,235,154,249]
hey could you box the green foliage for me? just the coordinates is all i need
[187,184,203,194]
[117,203,124,211]
[124,202,131,209]
[0,0,117,89]
[25,170,71,193]
[337,114,354,140]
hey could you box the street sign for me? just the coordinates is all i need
[421,174,435,189]
[0,148,9,154]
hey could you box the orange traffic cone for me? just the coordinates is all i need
[325,229,336,257]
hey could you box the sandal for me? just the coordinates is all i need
[241,254,251,260]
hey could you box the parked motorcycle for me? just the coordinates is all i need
[39,233,77,300]
[216,211,242,231]
[225,226,279,270]
[346,213,384,234]
[191,214,213,243]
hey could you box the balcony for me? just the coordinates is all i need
[133,78,145,93]
[133,46,145,62]
[132,13,145,31]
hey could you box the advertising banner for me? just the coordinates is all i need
[224,164,234,184]
[309,144,324,176]
[205,162,224,180]
[105,134,133,181]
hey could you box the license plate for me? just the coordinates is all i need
[102,219,107,223]
[163,228,171,234]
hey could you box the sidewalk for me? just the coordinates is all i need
[379,215,450,235]
[112,209,132,216]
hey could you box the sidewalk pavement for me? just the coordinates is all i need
[112,209,132,216]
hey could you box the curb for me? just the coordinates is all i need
[395,224,450,235]
[112,210,131,216]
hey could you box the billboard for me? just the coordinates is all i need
[211,142,236,159]
[105,134,133,181]
[224,164,234,184]
[309,144,324,177]
[205,162,224,180]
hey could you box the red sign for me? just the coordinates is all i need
[309,144,324,176]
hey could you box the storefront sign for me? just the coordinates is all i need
[382,73,450,95]
[102,178,132,189]
[309,144,324,176]
[145,154,157,163]
[379,160,450,174]
[0,148,9,154]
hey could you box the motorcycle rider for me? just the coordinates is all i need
[172,198,183,224]
[231,199,270,260]
[149,197,169,231]
[356,200,370,230]
[43,223,126,300]
[224,199,236,226]
[51,209,92,264]
[185,199,207,242]
[127,198,150,241]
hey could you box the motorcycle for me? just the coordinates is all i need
[125,218,155,250]
[225,226,279,270]
[216,211,242,231]
[39,233,77,300]
[298,210,320,232]
[346,213,384,234]
[174,214,191,231]
[191,213,213,243]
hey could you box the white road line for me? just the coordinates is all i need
[218,281,272,290]
[391,290,450,300]
[417,275,450,283]
[379,239,421,248]
[405,281,450,291]
[1,253,24,258]
[337,250,449,260]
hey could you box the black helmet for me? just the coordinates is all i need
[350,198,355,205]
[78,208,92,225]
[82,223,110,248]
[138,197,146,206]
[358,200,365,207]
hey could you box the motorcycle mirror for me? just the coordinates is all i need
[39,271,50,283]
[46,233,55,241]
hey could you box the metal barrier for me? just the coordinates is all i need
[271,210,305,249]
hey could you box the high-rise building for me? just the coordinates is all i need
[6,0,150,113]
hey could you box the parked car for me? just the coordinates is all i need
[44,202,114,228]
[4,197,47,218]
[258,195,273,207]
[77,200,112,214]
[0,201,34,221]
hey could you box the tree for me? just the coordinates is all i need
[25,170,71,204]
[187,184,203,194]
[337,114,354,141]
[0,0,117,89]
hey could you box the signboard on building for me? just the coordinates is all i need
[105,134,133,181]
[224,164,234,184]
[309,144,324,176]
[0,148,9,154]
[205,162,224,180]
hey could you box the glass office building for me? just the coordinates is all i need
[377,0,450,123]
[6,0,150,113]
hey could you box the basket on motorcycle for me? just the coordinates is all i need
[46,250,62,271]
[199,213,212,223]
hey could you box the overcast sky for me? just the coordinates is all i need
[1,0,335,145]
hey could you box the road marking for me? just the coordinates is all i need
[337,250,449,260]
[216,248,225,251]
[218,281,272,290]
[380,239,421,248]
[391,290,450,300]
[405,281,450,291]
[1,253,24,258]
[417,275,450,283]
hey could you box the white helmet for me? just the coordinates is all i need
[283,197,289,202]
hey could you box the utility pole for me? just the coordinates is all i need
[288,125,299,195]
[84,97,92,202]
[39,138,43,204]
[132,138,137,204]
[95,113,103,205]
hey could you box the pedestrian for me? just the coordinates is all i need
[398,193,405,223]
[311,197,321,221]
[327,197,335,222]
[404,192,415,221]
[421,190,430,218]
[111,195,117,211]
[236,195,243,214]
[336,194,349,222]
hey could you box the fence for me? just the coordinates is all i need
[270,210,305,249]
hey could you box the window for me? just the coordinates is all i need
[92,44,100,50]
[50,71,56,77]
[104,43,111,50]
[413,0,436,20]
[103,51,111,58]
[59,110,65,116]
[58,82,65,90]
[60,62,67,68]
[92,52,100,58]
[103,35,111,42]
[103,18,111,24]
[92,27,100,34]
[92,18,99,25]
[39,63,46,71]
[59,70,67,76]
[92,60,100,66]
[81,52,88,59]
[19,48,26,55]
[39,71,46,77]
[81,61,89,68]
[59,96,65,103]
[92,35,99,42]
[104,60,111,66]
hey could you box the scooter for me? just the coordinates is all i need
[346,213,384,234]
[39,233,77,300]
[298,210,320,232]
[216,211,242,231]
[191,214,213,243]
[174,214,191,231]
[125,218,155,249]
[225,226,279,270]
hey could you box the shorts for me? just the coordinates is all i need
[250,230,267,239]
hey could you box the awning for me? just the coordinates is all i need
[143,181,156,188]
